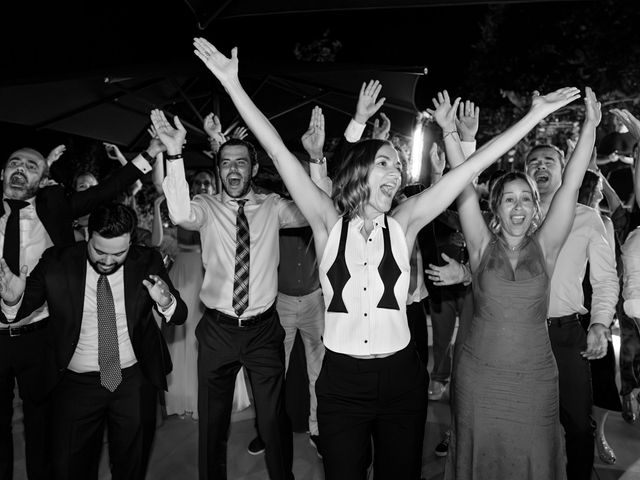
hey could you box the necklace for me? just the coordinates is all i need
[502,237,526,252]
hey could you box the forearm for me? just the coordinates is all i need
[162,159,202,229]
[150,204,164,247]
[601,174,622,212]
[562,120,597,192]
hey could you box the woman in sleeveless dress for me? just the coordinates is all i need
[430,87,601,479]
[191,37,583,479]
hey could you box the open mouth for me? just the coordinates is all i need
[511,215,526,225]
[227,176,242,188]
[534,172,549,184]
[380,181,397,198]
[9,172,27,187]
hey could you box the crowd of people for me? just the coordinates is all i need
[1,35,640,480]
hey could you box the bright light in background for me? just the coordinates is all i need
[410,121,424,182]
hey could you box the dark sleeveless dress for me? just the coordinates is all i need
[445,235,566,480]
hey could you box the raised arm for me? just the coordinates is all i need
[151,110,206,231]
[193,38,337,237]
[301,106,332,195]
[610,108,640,206]
[394,88,581,258]
[537,87,601,266]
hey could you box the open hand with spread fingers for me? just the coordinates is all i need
[193,38,239,85]
[149,109,186,156]
[529,87,581,116]
[142,275,173,308]
[354,79,386,124]
[427,90,462,133]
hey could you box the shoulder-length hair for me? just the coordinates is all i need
[332,139,391,221]
[488,171,543,235]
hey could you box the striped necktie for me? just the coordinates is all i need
[233,199,250,316]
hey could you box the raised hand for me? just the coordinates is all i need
[146,126,167,158]
[529,87,581,117]
[0,259,27,305]
[456,100,480,142]
[583,87,602,127]
[193,38,238,85]
[203,113,227,143]
[149,109,187,155]
[427,90,461,133]
[46,145,66,167]
[354,80,386,124]
[230,126,248,140]
[610,108,640,141]
[142,274,173,308]
[372,112,391,140]
[301,106,325,158]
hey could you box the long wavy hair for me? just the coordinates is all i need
[332,139,391,221]
[488,171,543,236]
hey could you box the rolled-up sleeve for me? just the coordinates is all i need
[588,214,619,328]
[623,228,640,318]
[162,159,206,230]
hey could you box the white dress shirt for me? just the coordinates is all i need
[622,227,640,318]
[162,158,307,318]
[0,197,52,327]
[549,204,618,328]
[68,262,176,373]
[319,214,411,356]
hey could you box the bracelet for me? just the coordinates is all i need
[165,153,183,161]
[443,130,459,140]
[140,151,155,165]
[308,156,326,164]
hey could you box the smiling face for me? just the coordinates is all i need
[190,171,214,196]
[74,172,99,192]
[2,148,48,200]
[495,178,537,237]
[87,232,131,275]
[525,146,564,198]
[218,145,258,198]
[363,143,403,218]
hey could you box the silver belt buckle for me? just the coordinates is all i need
[9,326,19,337]
[238,317,245,328]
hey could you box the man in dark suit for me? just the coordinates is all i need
[0,144,157,480]
[0,203,187,480]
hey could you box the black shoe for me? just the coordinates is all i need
[309,434,322,459]
[247,436,265,455]
[435,430,451,457]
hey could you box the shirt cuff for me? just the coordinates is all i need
[131,155,152,174]
[157,294,177,319]
[162,159,194,225]
[344,119,366,143]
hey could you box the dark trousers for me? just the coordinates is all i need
[407,298,429,367]
[429,287,473,384]
[316,345,429,480]
[0,328,50,480]
[50,364,157,480]
[196,308,293,480]
[548,314,595,480]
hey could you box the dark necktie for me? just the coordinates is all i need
[233,199,250,316]
[97,274,122,392]
[3,199,29,276]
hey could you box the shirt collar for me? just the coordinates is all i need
[351,213,387,230]
[221,188,257,206]
[3,196,36,212]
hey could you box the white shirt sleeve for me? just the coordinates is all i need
[131,155,153,174]
[623,228,640,318]
[162,159,205,230]
[157,294,177,320]
[344,119,366,143]
[587,213,619,328]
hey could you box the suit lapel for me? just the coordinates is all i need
[123,247,141,333]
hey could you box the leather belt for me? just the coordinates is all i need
[208,302,276,328]
[547,313,579,328]
[0,319,49,337]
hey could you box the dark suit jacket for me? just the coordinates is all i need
[15,242,187,401]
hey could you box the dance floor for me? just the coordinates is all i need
[10,329,640,479]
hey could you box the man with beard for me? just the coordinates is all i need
[0,203,187,480]
[0,145,157,479]
[153,109,306,480]
[524,143,618,480]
